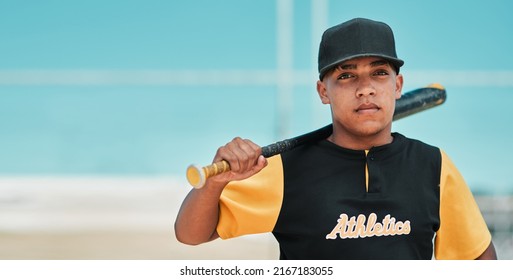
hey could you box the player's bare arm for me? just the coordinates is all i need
[475,241,498,260]
[174,138,267,245]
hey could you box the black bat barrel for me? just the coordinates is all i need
[187,85,447,188]
[261,86,446,158]
[393,86,446,121]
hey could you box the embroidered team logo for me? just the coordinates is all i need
[326,213,411,239]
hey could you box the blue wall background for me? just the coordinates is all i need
[1,0,512,194]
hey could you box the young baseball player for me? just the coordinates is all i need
[175,18,497,259]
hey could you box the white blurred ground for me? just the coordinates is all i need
[0,176,279,260]
[0,176,511,260]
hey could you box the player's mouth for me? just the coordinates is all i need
[355,103,380,114]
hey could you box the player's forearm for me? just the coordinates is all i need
[174,180,226,245]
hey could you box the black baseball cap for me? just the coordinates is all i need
[318,18,404,80]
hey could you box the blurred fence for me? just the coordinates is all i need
[475,194,513,259]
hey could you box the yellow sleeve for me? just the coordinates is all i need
[434,150,492,259]
[216,155,284,239]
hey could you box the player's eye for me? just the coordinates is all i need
[373,70,389,76]
[337,73,354,80]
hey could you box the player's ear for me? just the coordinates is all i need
[395,73,403,99]
[317,80,330,104]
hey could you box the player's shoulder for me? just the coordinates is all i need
[393,132,441,157]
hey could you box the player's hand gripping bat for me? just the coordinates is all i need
[186,84,447,188]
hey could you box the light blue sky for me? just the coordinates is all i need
[0,0,512,194]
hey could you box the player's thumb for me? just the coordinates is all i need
[254,155,268,172]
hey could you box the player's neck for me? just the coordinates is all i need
[328,127,394,151]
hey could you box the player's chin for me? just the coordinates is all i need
[356,113,392,128]
[352,121,391,136]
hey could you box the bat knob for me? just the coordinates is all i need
[427,83,445,90]
[186,164,206,189]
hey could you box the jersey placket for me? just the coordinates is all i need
[364,149,382,195]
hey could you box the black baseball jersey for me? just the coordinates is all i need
[217,133,491,259]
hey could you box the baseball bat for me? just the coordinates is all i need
[186,83,446,188]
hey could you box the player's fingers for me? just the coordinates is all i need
[214,143,241,173]
[234,138,261,171]
[227,137,260,172]
[214,137,255,173]
[244,139,262,156]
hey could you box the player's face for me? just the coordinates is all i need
[317,56,403,140]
